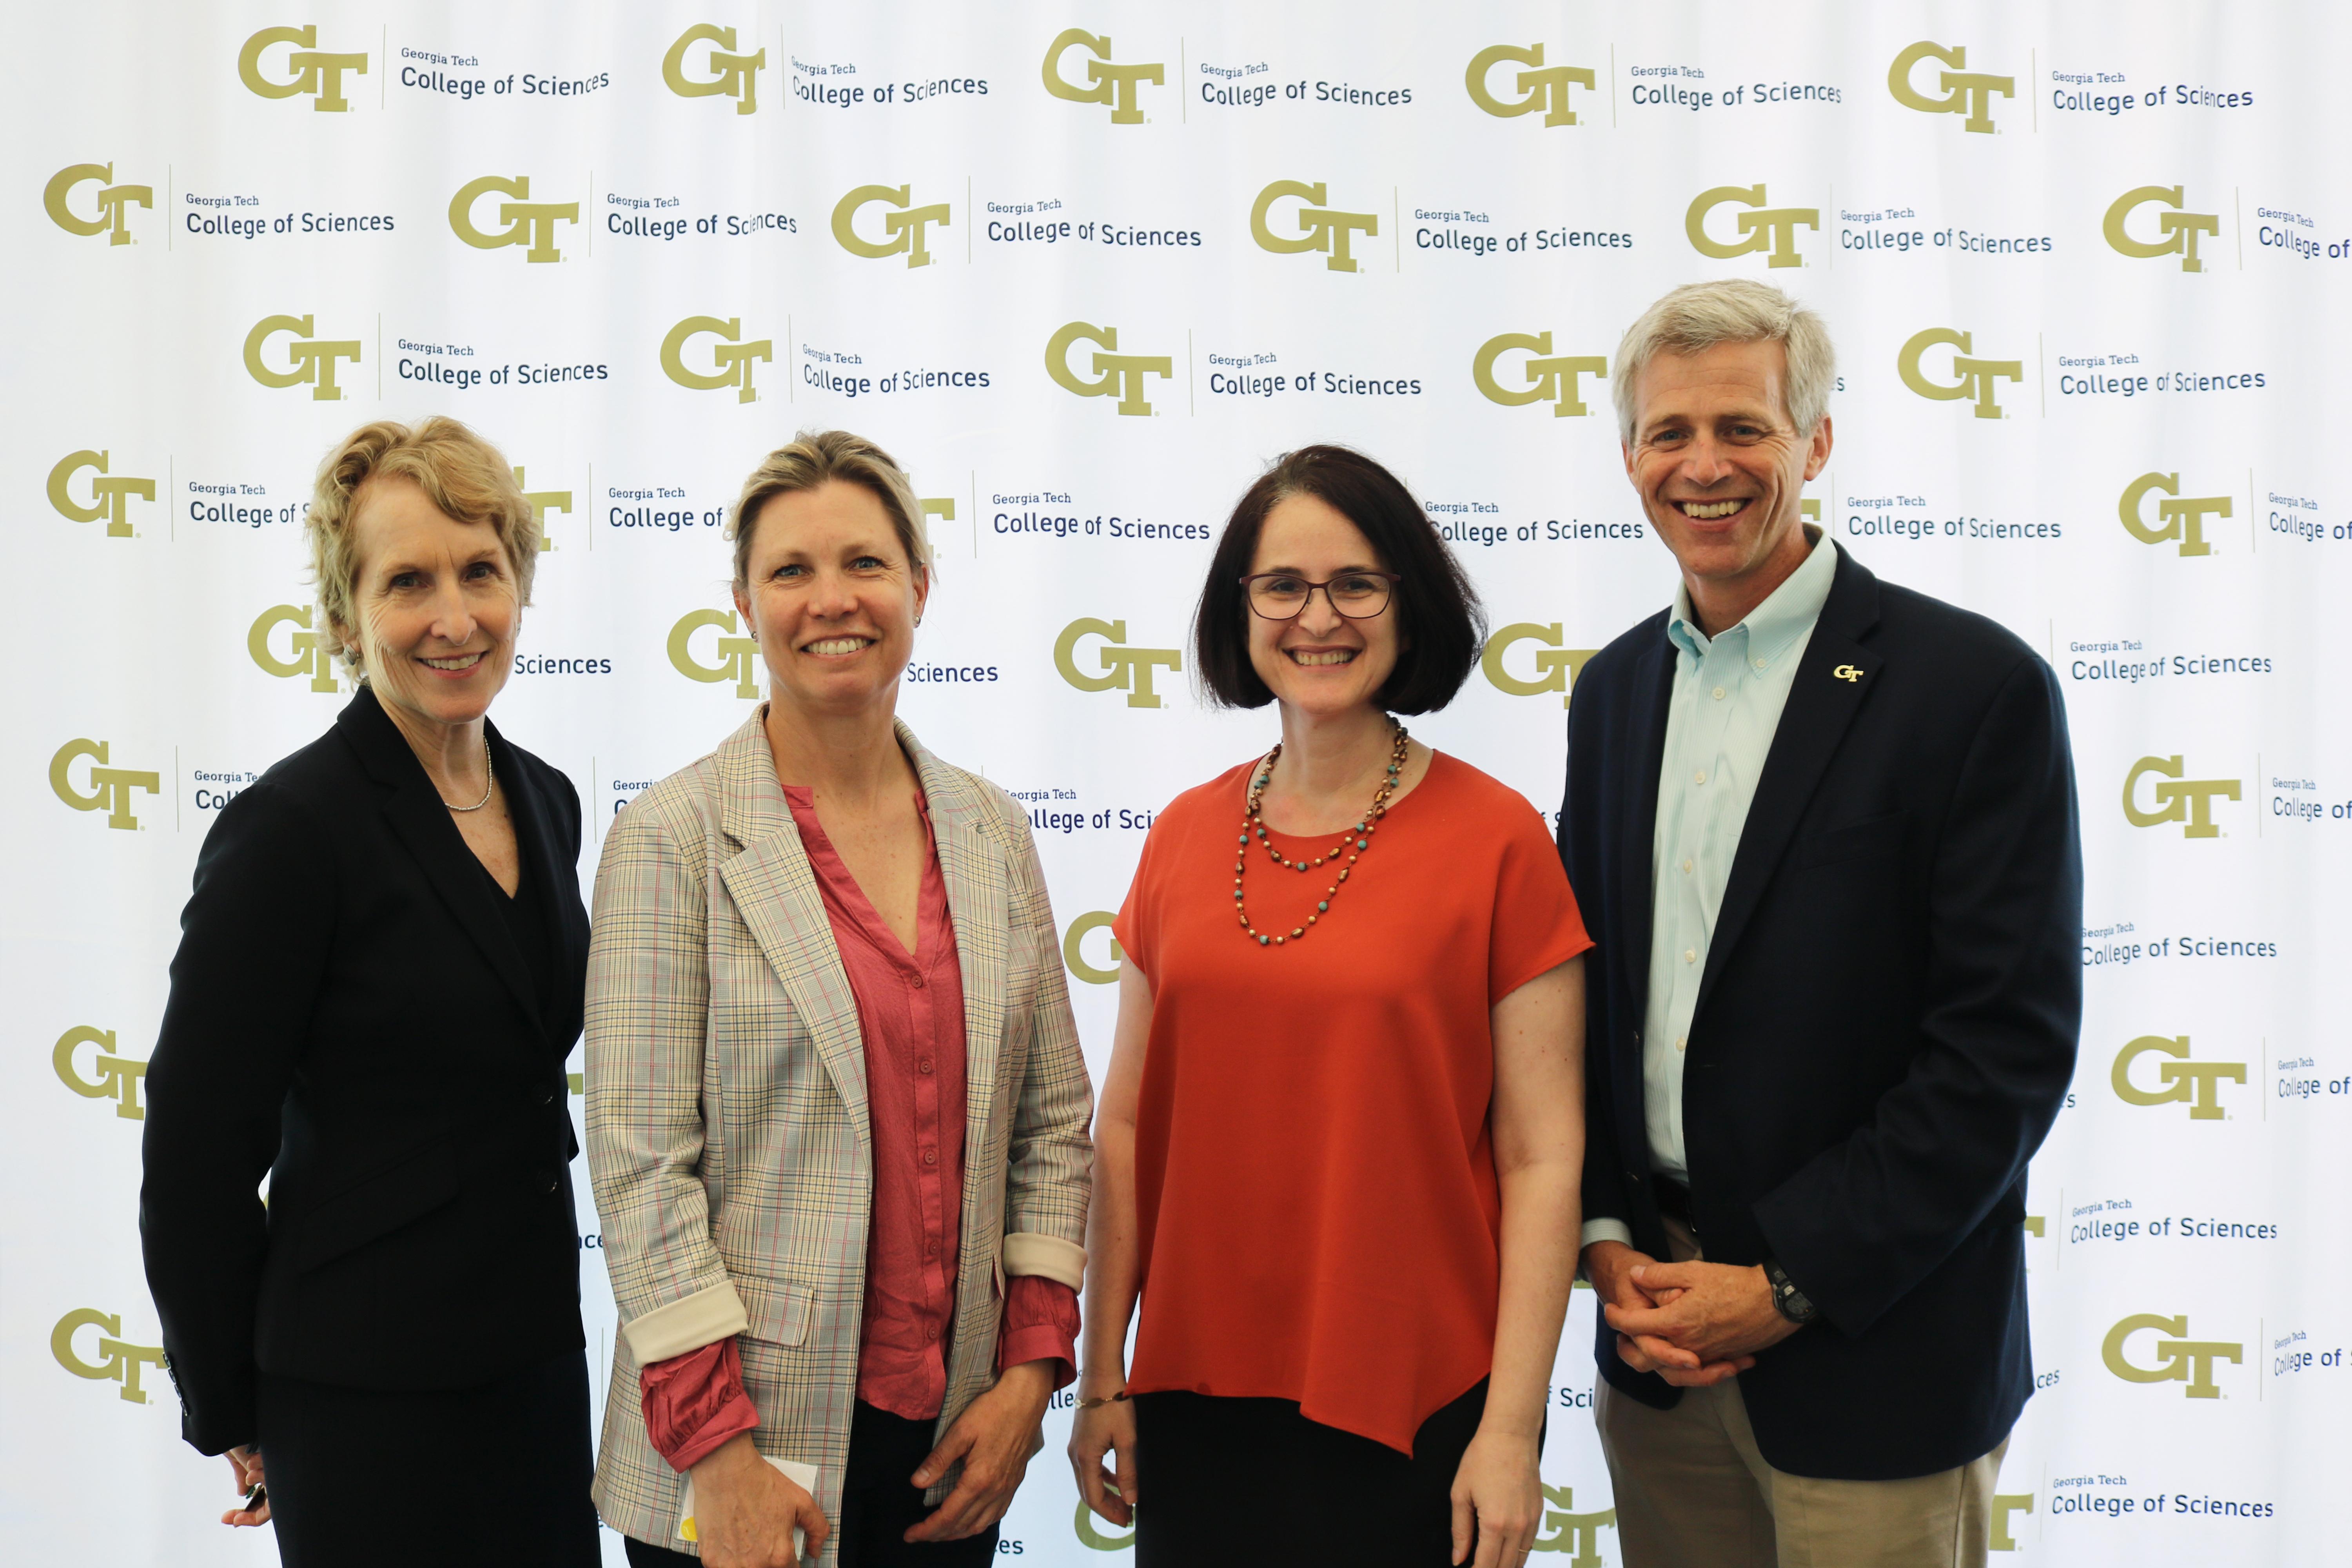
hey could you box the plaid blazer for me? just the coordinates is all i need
[584,711,1093,1557]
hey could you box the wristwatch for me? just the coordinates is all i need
[1762,1258,1817,1326]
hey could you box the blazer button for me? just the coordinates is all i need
[544,1174,561,1194]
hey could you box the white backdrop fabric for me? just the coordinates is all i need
[8,4,2346,1563]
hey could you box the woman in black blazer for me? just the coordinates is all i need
[141,417,598,1567]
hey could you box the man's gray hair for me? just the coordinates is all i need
[1612,279,1836,443]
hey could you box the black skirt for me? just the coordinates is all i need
[1132,1378,1492,1567]
[256,1346,599,1567]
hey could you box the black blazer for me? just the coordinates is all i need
[140,686,589,1455]
[1559,546,2081,1481]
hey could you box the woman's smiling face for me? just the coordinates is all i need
[1244,493,1401,720]
[735,479,927,717]
[341,477,518,728]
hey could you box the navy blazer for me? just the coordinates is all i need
[140,685,588,1455]
[1559,546,2082,1480]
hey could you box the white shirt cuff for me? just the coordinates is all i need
[1581,1218,1635,1252]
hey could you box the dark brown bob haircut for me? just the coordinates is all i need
[1193,445,1485,714]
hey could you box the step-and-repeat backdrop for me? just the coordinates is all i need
[9,3,2346,1563]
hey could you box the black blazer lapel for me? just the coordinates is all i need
[1695,551,1884,1021]
[336,688,543,1032]
[488,721,574,1044]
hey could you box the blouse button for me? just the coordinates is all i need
[911,974,926,989]
[922,1148,938,1167]
[918,1057,935,1075]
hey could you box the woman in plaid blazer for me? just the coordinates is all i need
[586,432,1093,1568]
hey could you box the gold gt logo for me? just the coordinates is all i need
[1055,620,1182,708]
[668,609,761,697]
[1481,625,1599,706]
[249,604,343,691]
[833,185,952,268]
[1896,329,2021,419]
[1472,335,1607,417]
[1251,180,1379,273]
[238,25,368,112]
[48,450,154,537]
[1686,185,1819,269]
[664,24,765,113]
[2118,472,2230,556]
[1887,41,2012,133]
[2111,1034,2245,1121]
[661,317,772,402]
[53,1026,148,1120]
[2122,757,2240,838]
[1041,30,1163,123]
[449,175,580,263]
[52,1309,167,1403]
[1465,44,1593,126]
[1046,323,1172,416]
[44,163,151,244]
[2103,186,2221,273]
[244,314,363,400]
[1062,912,1124,985]
[2103,1314,2241,1399]
[50,740,160,830]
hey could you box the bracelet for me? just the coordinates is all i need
[1075,1390,1130,1410]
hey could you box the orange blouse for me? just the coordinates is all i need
[1113,751,1592,1453]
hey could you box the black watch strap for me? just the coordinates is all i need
[1763,1257,1817,1325]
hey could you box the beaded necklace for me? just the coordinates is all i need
[1233,720,1408,948]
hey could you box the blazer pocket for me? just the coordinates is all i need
[737,1276,817,1347]
[1790,810,1909,871]
[290,1141,463,1272]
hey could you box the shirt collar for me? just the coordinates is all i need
[1667,526,1837,664]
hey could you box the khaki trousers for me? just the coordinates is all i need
[1595,1218,2008,1568]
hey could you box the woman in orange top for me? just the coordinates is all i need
[1067,446,1590,1567]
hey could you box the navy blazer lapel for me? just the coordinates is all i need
[1695,551,1885,1022]
[337,687,542,1031]
[1616,626,1676,1011]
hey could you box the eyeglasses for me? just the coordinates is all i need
[1241,571,1401,621]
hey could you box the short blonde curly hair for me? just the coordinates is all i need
[306,417,538,676]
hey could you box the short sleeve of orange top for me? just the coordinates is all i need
[1112,751,1592,1454]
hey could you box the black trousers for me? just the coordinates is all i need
[256,1346,599,1567]
[624,1399,997,1568]
[1132,1378,1494,1567]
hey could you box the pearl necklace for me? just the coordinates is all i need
[439,737,496,812]
[1234,721,1408,948]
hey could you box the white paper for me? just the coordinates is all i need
[678,1455,821,1556]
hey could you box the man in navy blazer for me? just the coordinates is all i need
[1557,279,2080,1567]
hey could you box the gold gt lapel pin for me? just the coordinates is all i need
[1831,663,1866,682]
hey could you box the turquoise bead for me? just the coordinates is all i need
[1318,901,1329,912]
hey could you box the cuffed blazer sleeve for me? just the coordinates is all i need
[584,793,749,1363]
[982,789,1093,1290]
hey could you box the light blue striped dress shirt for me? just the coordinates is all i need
[1584,532,1838,1250]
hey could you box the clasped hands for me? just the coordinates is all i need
[1582,1240,1802,1387]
